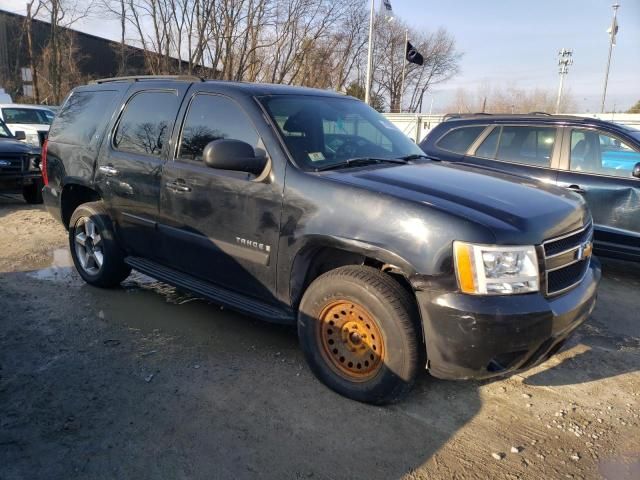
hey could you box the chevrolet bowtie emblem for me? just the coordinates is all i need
[577,241,593,261]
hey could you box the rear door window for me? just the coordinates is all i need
[496,126,555,166]
[48,90,118,147]
[113,90,179,157]
[475,125,555,167]
[436,126,486,154]
[570,129,640,178]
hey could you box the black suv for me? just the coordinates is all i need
[43,77,600,403]
[0,118,43,203]
[420,114,640,262]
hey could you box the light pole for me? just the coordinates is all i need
[555,48,573,114]
[600,3,620,113]
[399,29,408,113]
[364,0,375,105]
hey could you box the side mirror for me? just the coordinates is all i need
[14,130,26,141]
[203,139,266,175]
[633,162,640,179]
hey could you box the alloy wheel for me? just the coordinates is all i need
[74,217,104,275]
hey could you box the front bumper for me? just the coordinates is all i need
[0,173,42,190]
[416,257,601,380]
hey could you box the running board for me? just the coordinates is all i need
[125,256,295,324]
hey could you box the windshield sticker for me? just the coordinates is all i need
[308,152,326,162]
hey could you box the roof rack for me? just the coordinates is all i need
[91,75,205,84]
[527,111,552,116]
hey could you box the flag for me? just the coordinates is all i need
[607,17,619,46]
[406,41,424,66]
[381,0,394,21]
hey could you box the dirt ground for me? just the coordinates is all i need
[0,193,638,480]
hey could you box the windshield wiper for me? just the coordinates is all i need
[315,157,408,172]
[397,153,439,161]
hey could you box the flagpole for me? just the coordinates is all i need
[600,3,620,113]
[400,29,407,113]
[364,0,375,105]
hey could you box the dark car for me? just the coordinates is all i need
[42,77,600,404]
[0,118,43,203]
[419,114,640,262]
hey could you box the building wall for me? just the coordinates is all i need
[0,9,210,103]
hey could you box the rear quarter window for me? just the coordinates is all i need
[435,126,486,154]
[48,90,118,147]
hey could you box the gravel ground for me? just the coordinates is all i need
[0,193,638,480]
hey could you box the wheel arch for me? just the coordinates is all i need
[60,181,102,229]
[289,235,419,311]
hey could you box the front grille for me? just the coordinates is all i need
[544,225,592,257]
[547,258,590,294]
[543,223,593,296]
[0,154,26,175]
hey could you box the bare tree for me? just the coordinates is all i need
[27,0,459,108]
[25,1,44,102]
[447,85,577,114]
[35,0,94,103]
[371,16,460,113]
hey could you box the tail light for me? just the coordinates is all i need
[41,139,49,185]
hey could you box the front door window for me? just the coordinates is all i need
[569,129,640,178]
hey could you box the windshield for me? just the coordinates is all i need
[259,95,423,170]
[0,119,12,138]
[628,129,640,144]
[2,108,53,125]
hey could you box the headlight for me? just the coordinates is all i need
[453,241,539,295]
[27,154,41,171]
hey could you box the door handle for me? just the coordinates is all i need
[566,184,585,194]
[98,165,118,176]
[166,181,192,193]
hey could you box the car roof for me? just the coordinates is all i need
[436,113,633,135]
[0,103,55,111]
[84,76,349,99]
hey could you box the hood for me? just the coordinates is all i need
[325,161,590,244]
[0,137,39,154]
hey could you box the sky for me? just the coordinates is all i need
[392,0,639,112]
[2,0,638,112]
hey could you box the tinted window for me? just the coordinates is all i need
[436,126,486,154]
[260,95,423,170]
[570,129,640,179]
[49,90,118,146]
[496,126,555,166]
[179,94,260,162]
[114,90,178,156]
[476,126,555,167]
[475,127,500,158]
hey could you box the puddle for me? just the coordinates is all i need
[27,249,200,305]
[122,272,202,305]
[27,248,80,283]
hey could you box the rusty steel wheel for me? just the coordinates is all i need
[298,265,421,404]
[317,300,385,382]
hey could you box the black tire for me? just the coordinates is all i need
[298,265,422,405]
[69,201,131,288]
[22,180,44,204]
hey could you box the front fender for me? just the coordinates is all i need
[283,234,420,308]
